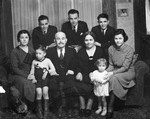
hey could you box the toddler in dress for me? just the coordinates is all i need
[90,58,109,116]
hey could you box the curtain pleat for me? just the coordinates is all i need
[1,0,13,56]
[74,0,102,30]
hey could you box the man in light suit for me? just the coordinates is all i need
[46,32,77,118]
[32,15,57,50]
[62,9,88,51]
[91,13,116,54]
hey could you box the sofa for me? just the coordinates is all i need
[0,56,149,110]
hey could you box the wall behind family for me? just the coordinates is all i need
[1,0,135,55]
[11,0,102,48]
[115,0,135,50]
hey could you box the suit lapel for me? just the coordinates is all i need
[77,22,81,33]
[64,47,68,61]
[105,25,110,36]
[53,47,59,59]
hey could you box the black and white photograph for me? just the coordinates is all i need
[0,0,150,119]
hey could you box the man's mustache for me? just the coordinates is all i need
[58,42,64,45]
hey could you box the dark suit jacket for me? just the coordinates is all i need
[91,25,115,50]
[46,46,77,76]
[61,21,88,46]
[32,25,57,49]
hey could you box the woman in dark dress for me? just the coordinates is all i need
[76,31,106,117]
[9,30,36,106]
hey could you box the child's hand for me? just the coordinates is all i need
[66,70,74,75]
[27,74,33,80]
[42,72,48,80]
[93,81,97,85]
[32,79,37,83]
[76,72,83,81]
[27,74,35,81]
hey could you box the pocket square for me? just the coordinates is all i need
[80,33,83,35]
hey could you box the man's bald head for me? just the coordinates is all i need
[54,31,67,49]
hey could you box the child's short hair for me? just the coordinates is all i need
[94,58,107,67]
[35,44,46,52]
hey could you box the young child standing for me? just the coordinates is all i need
[90,58,109,116]
[28,45,58,119]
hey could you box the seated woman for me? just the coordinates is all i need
[75,31,106,117]
[9,30,36,110]
[106,29,135,118]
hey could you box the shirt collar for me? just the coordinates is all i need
[72,24,78,32]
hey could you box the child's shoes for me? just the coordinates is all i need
[101,109,107,116]
[95,106,102,114]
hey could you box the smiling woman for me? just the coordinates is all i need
[75,31,106,117]
[106,29,135,118]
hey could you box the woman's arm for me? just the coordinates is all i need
[27,60,36,83]
[29,60,35,75]
[10,51,28,78]
[107,64,114,72]
[113,47,134,74]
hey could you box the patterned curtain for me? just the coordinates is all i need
[11,0,102,47]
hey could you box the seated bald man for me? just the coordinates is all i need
[46,32,77,118]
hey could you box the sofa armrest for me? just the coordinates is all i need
[134,60,149,81]
[126,60,149,106]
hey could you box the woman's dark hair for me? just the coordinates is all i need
[83,31,96,41]
[35,44,46,52]
[17,29,31,42]
[114,29,128,42]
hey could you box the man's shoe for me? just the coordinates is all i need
[79,109,85,117]
[106,111,113,118]
[67,109,73,118]
[85,109,91,117]
[56,107,66,118]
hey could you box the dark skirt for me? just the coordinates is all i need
[8,74,35,102]
[75,74,94,98]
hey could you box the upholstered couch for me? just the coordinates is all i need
[0,58,149,110]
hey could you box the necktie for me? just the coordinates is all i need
[73,26,76,32]
[43,31,46,35]
[102,29,105,36]
[60,49,64,60]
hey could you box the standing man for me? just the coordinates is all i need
[91,13,115,53]
[62,9,88,51]
[32,15,57,50]
[46,32,77,118]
